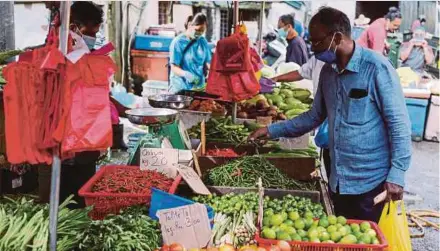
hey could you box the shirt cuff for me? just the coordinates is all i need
[386,167,406,187]
[268,122,286,139]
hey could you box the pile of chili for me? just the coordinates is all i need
[205,148,239,157]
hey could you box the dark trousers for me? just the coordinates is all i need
[323,148,331,180]
[330,182,386,223]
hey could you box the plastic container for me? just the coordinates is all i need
[405,97,429,141]
[131,49,169,82]
[149,188,214,221]
[134,35,173,52]
[425,95,439,141]
[142,80,169,97]
[78,165,182,220]
[256,219,388,251]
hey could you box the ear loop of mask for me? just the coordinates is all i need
[327,33,338,53]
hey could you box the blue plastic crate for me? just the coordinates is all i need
[149,188,214,221]
[134,35,173,52]
[405,98,429,142]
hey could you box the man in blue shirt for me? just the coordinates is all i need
[249,7,411,222]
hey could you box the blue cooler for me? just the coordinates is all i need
[405,98,429,141]
[134,35,173,52]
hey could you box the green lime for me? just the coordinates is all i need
[304,218,314,229]
[297,229,307,238]
[263,217,271,227]
[330,231,342,242]
[277,231,292,241]
[279,223,289,231]
[338,227,348,236]
[291,233,302,241]
[353,230,362,239]
[327,225,337,233]
[284,219,294,226]
[359,234,372,244]
[360,221,371,232]
[319,218,329,228]
[312,220,319,227]
[337,216,347,225]
[350,223,360,233]
[308,229,319,239]
[271,214,284,226]
[264,209,274,217]
[281,211,288,221]
[339,234,357,244]
[366,229,377,238]
[344,225,352,234]
[310,237,321,243]
[372,237,380,245]
[319,231,330,242]
[285,227,297,235]
[262,228,277,239]
[302,237,309,242]
[336,223,343,229]
[294,219,305,230]
[317,226,326,233]
[304,211,314,219]
[328,215,337,225]
[289,211,300,221]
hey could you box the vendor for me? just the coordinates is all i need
[250,7,411,223]
[357,7,402,55]
[278,14,308,66]
[400,26,434,75]
[411,14,426,32]
[169,13,211,94]
[352,14,370,41]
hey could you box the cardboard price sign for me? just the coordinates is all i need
[177,165,211,195]
[140,148,178,178]
[157,203,211,249]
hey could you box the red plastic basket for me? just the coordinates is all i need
[78,165,182,220]
[255,219,388,251]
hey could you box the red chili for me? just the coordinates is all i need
[205,148,239,157]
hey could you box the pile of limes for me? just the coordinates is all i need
[261,214,380,245]
[263,194,325,219]
[193,192,260,216]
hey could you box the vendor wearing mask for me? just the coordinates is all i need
[411,14,426,32]
[400,26,434,74]
[278,14,308,66]
[249,7,411,222]
[357,7,402,55]
[169,13,211,94]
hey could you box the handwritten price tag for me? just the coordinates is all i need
[157,203,211,248]
[177,165,211,195]
[140,148,178,178]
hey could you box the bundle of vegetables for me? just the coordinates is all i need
[264,84,313,119]
[210,211,257,247]
[0,195,91,251]
[261,143,319,159]
[188,117,250,144]
[189,99,227,115]
[237,95,287,121]
[205,156,317,190]
[206,148,240,157]
[0,49,22,64]
[78,206,162,251]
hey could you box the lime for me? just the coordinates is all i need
[372,237,380,245]
[359,234,372,244]
[291,233,302,241]
[304,218,314,229]
[310,237,321,243]
[285,227,297,235]
[339,234,357,244]
[350,223,360,233]
[264,209,274,217]
[360,222,371,232]
[312,220,319,227]
[304,211,314,219]
[288,211,300,221]
[281,211,288,221]
[337,216,347,225]
[319,231,331,242]
[277,231,292,241]
[319,218,329,228]
[328,215,337,225]
[327,225,337,233]
[271,226,280,233]
[271,214,284,226]
[279,223,289,231]
[284,219,294,226]
[294,219,305,230]
[302,237,309,242]
[353,231,362,239]
[344,225,352,234]
[263,217,271,227]
[308,229,319,239]
[262,228,277,239]
[330,231,342,242]
[297,229,307,238]
[338,227,348,236]
[335,223,343,229]
[366,229,377,238]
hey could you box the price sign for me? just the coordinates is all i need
[177,165,211,195]
[157,203,211,249]
[140,148,178,178]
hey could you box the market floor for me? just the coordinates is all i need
[404,141,439,251]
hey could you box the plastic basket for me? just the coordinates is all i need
[78,165,182,220]
[255,219,388,251]
[149,188,214,221]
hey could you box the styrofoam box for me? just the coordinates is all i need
[425,95,439,141]
[141,80,169,97]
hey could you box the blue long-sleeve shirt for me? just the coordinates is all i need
[269,43,412,195]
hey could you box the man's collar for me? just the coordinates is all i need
[331,42,362,74]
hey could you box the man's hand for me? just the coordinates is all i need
[248,127,270,141]
[421,40,429,48]
[384,182,404,201]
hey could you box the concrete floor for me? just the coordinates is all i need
[405,141,439,251]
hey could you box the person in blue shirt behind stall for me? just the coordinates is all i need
[249,7,411,223]
[169,13,211,94]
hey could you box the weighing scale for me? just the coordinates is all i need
[125,108,192,166]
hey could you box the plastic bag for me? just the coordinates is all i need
[314,119,329,149]
[378,200,412,251]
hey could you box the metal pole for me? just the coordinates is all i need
[231,1,239,124]
[257,1,265,55]
[49,2,70,250]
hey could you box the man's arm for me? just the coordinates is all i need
[399,42,414,61]
[422,41,434,64]
[368,28,386,54]
[375,65,412,196]
[272,57,315,82]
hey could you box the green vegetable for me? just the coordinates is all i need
[188,117,250,144]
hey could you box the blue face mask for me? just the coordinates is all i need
[82,35,96,50]
[278,28,288,39]
[315,33,338,64]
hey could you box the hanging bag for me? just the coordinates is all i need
[378,200,412,251]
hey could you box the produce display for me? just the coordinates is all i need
[261,143,319,159]
[205,156,317,191]
[210,211,257,247]
[264,84,313,120]
[0,196,90,251]
[237,95,287,121]
[189,99,227,115]
[78,206,161,251]
[188,117,250,144]
[205,148,240,157]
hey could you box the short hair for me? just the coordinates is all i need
[279,14,295,26]
[385,7,402,21]
[184,13,208,29]
[71,1,104,27]
[310,7,351,37]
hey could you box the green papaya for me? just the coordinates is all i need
[280,89,294,98]
[284,103,309,111]
[285,108,307,117]
[285,97,302,105]
[270,95,283,106]
[273,88,280,94]
[291,88,312,101]
[245,94,267,105]
[303,97,314,104]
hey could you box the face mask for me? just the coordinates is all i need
[278,27,288,39]
[315,33,338,64]
[82,35,96,50]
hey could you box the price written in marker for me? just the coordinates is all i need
[140,148,178,178]
[177,165,211,195]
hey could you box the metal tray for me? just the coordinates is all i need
[148,94,193,109]
[125,108,178,126]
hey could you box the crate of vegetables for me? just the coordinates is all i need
[79,165,182,220]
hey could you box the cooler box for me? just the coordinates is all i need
[131,50,169,81]
[134,35,172,52]
[405,97,429,142]
[425,95,439,141]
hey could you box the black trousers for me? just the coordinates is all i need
[330,182,386,223]
[323,148,331,180]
